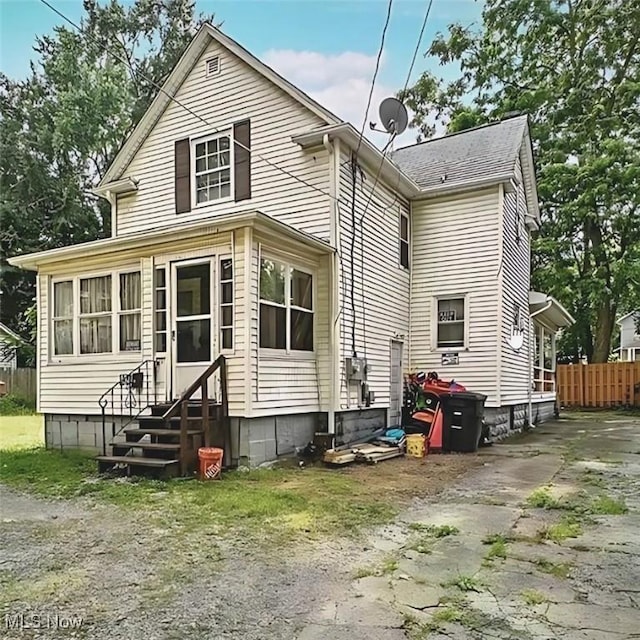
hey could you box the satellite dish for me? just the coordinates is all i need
[379,97,408,136]
[508,329,524,351]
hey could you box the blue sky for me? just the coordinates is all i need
[0,0,483,143]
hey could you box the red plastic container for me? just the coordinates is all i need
[198,447,224,480]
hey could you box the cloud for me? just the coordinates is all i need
[262,48,417,149]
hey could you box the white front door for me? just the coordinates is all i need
[170,258,215,398]
[389,340,404,426]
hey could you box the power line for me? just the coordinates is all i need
[38,0,339,204]
[354,0,394,162]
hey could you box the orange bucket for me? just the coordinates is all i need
[198,447,224,480]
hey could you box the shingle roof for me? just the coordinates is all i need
[392,116,529,190]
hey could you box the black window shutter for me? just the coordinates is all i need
[175,138,191,214]
[233,120,251,202]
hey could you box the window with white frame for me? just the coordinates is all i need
[259,258,313,351]
[400,212,410,269]
[53,280,73,355]
[52,271,141,356]
[154,267,167,353]
[219,258,233,350]
[533,322,556,392]
[119,272,141,351]
[436,297,465,348]
[193,134,232,204]
[80,275,112,354]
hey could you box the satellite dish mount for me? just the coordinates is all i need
[370,97,409,137]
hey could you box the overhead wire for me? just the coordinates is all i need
[354,0,434,378]
[38,0,340,205]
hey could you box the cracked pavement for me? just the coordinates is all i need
[298,412,640,639]
[2,412,639,639]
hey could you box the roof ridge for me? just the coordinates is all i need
[393,115,528,154]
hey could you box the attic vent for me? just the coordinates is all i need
[205,56,220,77]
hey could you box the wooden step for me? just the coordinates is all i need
[110,441,180,451]
[96,455,178,467]
[138,415,205,426]
[150,401,222,417]
[123,427,203,437]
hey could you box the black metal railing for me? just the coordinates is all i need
[98,359,158,455]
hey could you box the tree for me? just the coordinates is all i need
[0,0,213,332]
[400,0,640,362]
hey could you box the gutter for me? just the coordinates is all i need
[527,300,553,428]
[410,173,516,200]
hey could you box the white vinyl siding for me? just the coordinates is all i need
[250,239,329,415]
[37,233,247,416]
[116,39,332,240]
[409,188,501,406]
[337,151,411,410]
[500,157,533,404]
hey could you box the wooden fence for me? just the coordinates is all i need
[557,362,640,408]
[0,368,37,404]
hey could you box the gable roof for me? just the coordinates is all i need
[99,23,342,189]
[392,116,540,222]
[0,322,22,342]
[617,310,639,325]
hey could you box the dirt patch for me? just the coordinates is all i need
[344,452,483,503]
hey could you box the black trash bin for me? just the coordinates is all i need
[439,391,487,453]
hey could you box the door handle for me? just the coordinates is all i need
[171,330,176,341]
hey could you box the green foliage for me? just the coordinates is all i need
[401,0,640,362]
[538,516,583,542]
[1,1,215,329]
[588,495,628,515]
[527,487,562,509]
[533,558,573,579]
[445,574,483,592]
[408,523,459,537]
[0,393,36,416]
[521,589,549,606]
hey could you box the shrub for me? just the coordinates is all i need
[0,393,36,416]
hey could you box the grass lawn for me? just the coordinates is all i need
[0,445,398,542]
[0,414,44,449]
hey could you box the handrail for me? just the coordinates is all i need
[98,359,158,456]
[161,355,226,420]
[161,354,227,475]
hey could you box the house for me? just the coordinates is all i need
[0,322,19,370]
[7,24,573,471]
[618,311,640,361]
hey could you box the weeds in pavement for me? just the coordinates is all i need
[406,536,434,554]
[588,495,628,515]
[521,589,549,606]
[403,613,437,639]
[353,566,377,579]
[537,516,582,542]
[444,574,483,592]
[408,523,459,537]
[354,555,398,579]
[431,605,465,623]
[533,558,573,579]
[580,470,606,488]
[527,487,562,509]
[484,538,508,562]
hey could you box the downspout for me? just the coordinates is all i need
[324,133,338,435]
[528,300,552,427]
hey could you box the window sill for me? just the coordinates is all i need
[191,195,234,210]
[433,346,468,352]
[47,353,142,365]
[258,349,316,361]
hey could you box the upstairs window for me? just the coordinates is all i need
[193,134,232,205]
[259,258,314,352]
[400,212,410,269]
[436,297,465,348]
